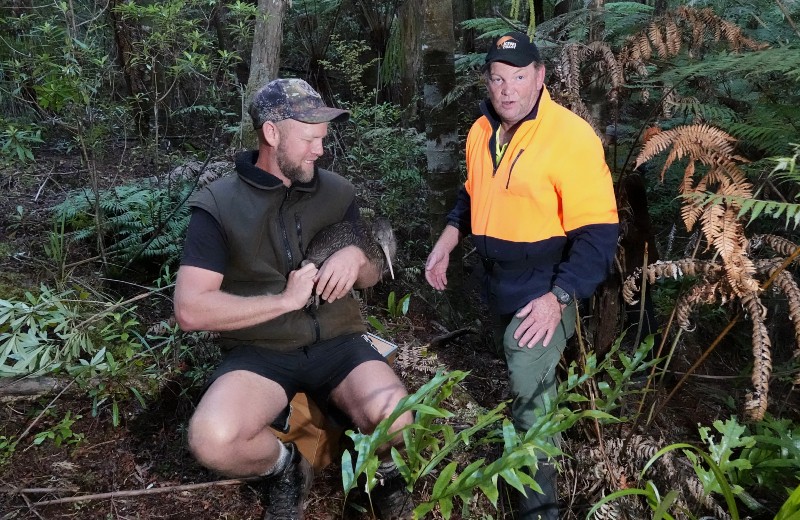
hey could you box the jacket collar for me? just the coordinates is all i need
[234,150,319,192]
[479,86,546,132]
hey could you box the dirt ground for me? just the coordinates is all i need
[1,145,796,519]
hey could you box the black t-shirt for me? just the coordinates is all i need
[181,208,228,273]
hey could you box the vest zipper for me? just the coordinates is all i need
[279,190,294,269]
[305,305,321,342]
[295,214,303,256]
[505,149,524,189]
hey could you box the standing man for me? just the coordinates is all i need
[175,78,412,520]
[425,32,618,519]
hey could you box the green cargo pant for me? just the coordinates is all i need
[492,303,577,439]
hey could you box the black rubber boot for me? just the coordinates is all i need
[517,462,558,520]
[256,442,314,520]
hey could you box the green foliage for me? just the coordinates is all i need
[367,291,412,335]
[652,45,800,158]
[592,414,800,518]
[51,178,193,269]
[775,484,800,520]
[0,121,44,164]
[590,334,660,421]
[32,411,85,448]
[692,415,800,501]
[0,2,118,152]
[690,418,757,497]
[321,38,426,225]
[601,442,744,520]
[386,291,411,319]
[341,344,639,518]
[0,285,141,377]
[587,481,681,520]
[0,435,19,466]
[342,101,426,222]
[319,38,378,106]
[112,0,246,136]
[67,346,146,427]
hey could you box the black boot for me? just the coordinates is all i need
[371,462,414,520]
[255,442,314,520]
[517,462,558,520]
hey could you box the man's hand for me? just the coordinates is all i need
[314,246,366,303]
[425,225,461,290]
[513,292,564,348]
[282,263,318,310]
[424,247,450,290]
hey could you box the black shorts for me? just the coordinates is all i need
[205,332,387,426]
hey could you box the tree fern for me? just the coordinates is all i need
[51,179,193,270]
[656,46,800,83]
[687,192,800,228]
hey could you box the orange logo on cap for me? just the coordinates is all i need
[496,36,518,49]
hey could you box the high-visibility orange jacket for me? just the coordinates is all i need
[447,87,619,314]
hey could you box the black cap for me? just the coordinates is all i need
[484,31,542,69]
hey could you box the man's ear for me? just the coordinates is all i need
[261,121,280,147]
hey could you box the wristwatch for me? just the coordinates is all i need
[550,285,573,306]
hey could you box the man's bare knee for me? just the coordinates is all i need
[187,413,241,471]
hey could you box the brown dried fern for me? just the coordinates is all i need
[563,435,730,520]
[751,234,800,258]
[622,259,723,306]
[676,282,722,331]
[761,263,800,385]
[741,291,772,421]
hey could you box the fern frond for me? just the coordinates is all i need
[741,291,771,421]
[656,45,800,84]
[725,122,793,156]
[771,269,800,346]
[647,22,668,58]
[581,41,624,99]
[600,2,654,44]
[691,195,800,228]
[635,124,738,179]
[559,43,582,98]
[750,234,800,257]
[676,281,721,331]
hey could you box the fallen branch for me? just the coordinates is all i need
[429,328,476,349]
[1,486,80,495]
[27,478,258,507]
[0,377,70,397]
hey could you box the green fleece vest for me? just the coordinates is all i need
[189,154,365,351]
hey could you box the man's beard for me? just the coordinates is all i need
[277,145,314,184]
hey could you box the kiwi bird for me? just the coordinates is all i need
[303,218,396,305]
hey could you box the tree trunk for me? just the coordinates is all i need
[238,0,288,150]
[451,0,475,54]
[588,0,605,42]
[422,0,464,313]
[397,0,422,114]
[109,0,150,138]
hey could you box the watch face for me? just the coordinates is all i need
[552,287,571,304]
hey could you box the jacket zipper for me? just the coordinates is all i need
[505,149,524,189]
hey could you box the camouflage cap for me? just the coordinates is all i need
[249,78,349,128]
